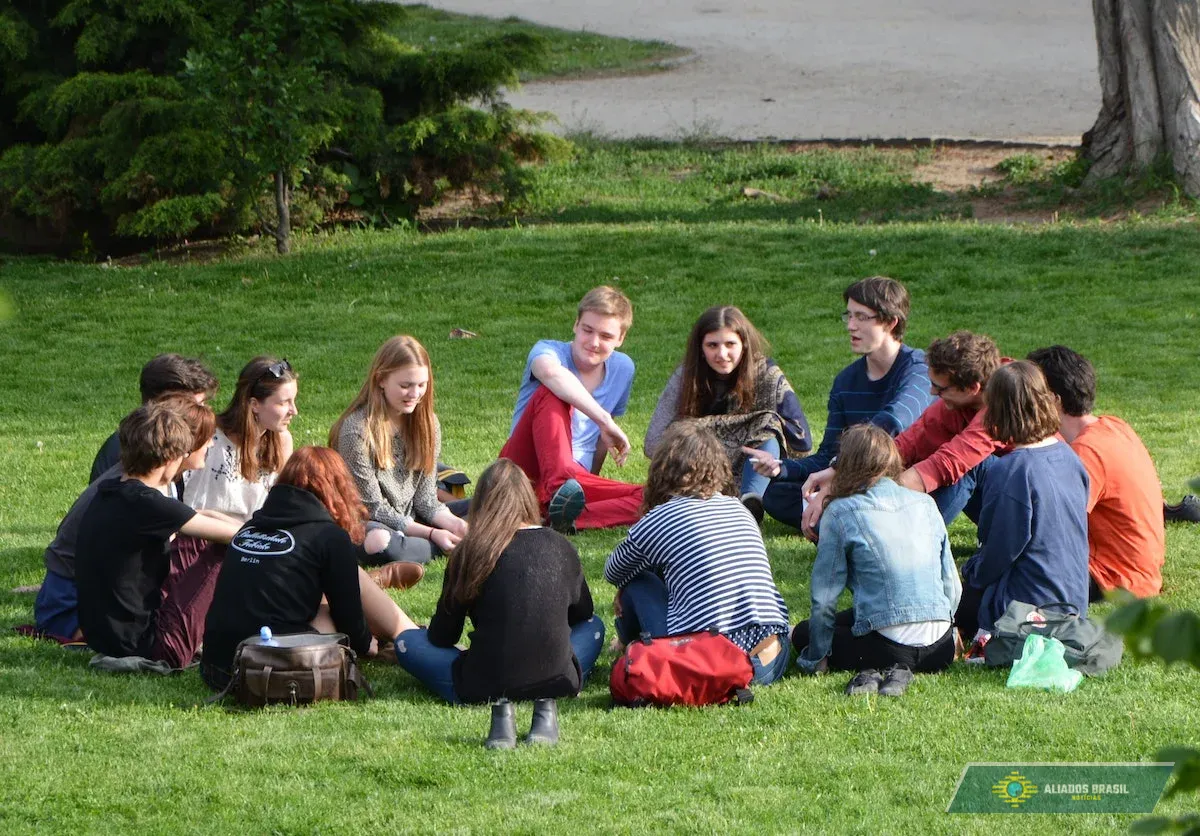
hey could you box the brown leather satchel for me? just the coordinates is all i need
[213,632,373,707]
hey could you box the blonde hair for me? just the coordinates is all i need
[329,336,436,474]
[577,285,633,336]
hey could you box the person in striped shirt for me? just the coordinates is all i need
[756,277,933,531]
[604,423,791,686]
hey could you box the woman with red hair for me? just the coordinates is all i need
[200,446,419,690]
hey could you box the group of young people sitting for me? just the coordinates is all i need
[30,279,1177,746]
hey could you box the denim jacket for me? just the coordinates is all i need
[797,478,962,673]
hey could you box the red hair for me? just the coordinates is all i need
[277,447,368,544]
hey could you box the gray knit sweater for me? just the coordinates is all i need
[334,407,446,533]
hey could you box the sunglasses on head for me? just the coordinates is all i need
[258,359,292,382]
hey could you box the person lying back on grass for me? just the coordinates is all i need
[791,424,960,698]
[75,401,240,667]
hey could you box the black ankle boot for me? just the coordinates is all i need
[484,699,516,750]
[525,698,559,745]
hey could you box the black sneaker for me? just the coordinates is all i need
[845,669,883,696]
[548,479,586,533]
[740,492,765,525]
[1164,495,1200,523]
[878,665,914,697]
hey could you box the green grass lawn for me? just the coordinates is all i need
[2,217,1199,832]
[391,5,689,82]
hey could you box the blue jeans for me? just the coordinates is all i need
[395,616,606,704]
[930,455,996,526]
[740,437,780,497]
[616,572,788,686]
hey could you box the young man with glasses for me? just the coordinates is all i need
[794,330,1008,540]
[750,277,933,530]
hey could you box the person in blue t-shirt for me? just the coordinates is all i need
[748,277,933,530]
[500,286,643,531]
[955,361,1090,654]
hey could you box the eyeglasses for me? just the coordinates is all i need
[841,311,879,324]
[929,379,951,395]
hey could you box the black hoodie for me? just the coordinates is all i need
[200,484,372,680]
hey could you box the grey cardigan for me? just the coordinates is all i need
[334,407,446,533]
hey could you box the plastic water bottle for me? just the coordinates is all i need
[259,626,278,646]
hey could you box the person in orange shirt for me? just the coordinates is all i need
[1028,346,1165,599]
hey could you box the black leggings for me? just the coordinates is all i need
[792,609,955,673]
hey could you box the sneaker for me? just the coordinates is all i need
[740,492,765,525]
[845,669,883,696]
[1164,495,1200,523]
[548,479,586,533]
[878,665,914,697]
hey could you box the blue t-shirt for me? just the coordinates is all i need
[962,442,1091,632]
[510,339,635,469]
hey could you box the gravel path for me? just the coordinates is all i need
[424,0,1099,143]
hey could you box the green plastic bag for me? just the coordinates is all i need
[1005,634,1083,692]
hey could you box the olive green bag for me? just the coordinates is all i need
[984,601,1124,675]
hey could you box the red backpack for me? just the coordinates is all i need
[610,629,754,707]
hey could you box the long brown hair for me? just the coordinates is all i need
[678,305,767,418]
[328,335,436,474]
[217,356,297,481]
[826,424,905,504]
[642,423,735,513]
[444,459,541,606]
[276,446,368,544]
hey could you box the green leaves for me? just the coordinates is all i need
[1106,594,1200,669]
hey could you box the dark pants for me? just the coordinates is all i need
[152,535,226,668]
[791,609,955,673]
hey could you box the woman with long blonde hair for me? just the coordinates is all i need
[394,458,604,749]
[792,424,960,697]
[331,336,467,570]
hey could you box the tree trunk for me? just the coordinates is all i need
[274,169,290,254]
[1083,0,1200,196]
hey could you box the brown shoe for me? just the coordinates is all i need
[367,561,425,590]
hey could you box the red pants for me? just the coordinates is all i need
[500,386,643,530]
[152,535,226,668]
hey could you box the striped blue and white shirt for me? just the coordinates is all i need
[604,494,789,651]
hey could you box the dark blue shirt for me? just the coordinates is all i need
[962,442,1091,632]
[777,346,933,483]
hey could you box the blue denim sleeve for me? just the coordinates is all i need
[797,511,849,673]
[934,505,962,611]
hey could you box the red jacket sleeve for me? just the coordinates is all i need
[911,409,1004,492]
